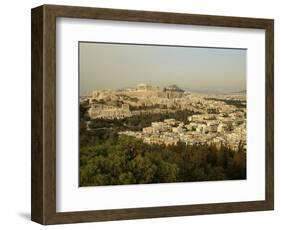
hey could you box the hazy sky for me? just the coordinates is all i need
[79,42,246,95]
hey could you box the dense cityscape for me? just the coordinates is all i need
[82,83,246,151]
[79,83,246,186]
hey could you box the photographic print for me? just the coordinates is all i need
[79,42,247,187]
[31,5,274,224]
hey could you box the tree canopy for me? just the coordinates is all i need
[79,105,246,186]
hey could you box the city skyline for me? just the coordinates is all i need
[79,42,246,95]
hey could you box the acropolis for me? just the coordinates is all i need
[81,83,246,151]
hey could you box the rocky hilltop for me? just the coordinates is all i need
[80,83,246,152]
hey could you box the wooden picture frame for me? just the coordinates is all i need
[31,4,274,225]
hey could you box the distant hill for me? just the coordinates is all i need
[228,90,246,94]
[181,87,221,94]
[164,84,184,92]
[181,87,246,95]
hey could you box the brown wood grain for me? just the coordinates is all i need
[31,5,44,224]
[31,4,274,225]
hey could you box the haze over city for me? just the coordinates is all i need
[79,42,246,95]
